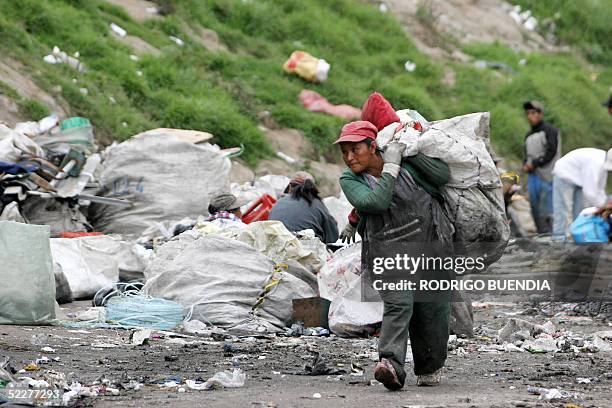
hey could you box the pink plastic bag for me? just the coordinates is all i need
[299,90,361,120]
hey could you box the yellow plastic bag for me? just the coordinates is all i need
[283,51,329,82]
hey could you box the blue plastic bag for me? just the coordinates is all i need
[570,214,610,244]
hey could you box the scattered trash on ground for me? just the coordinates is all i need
[527,386,580,401]
[169,36,185,46]
[293,352,347,376]
[43,46,85,71]
[110,22,127,37]
[404,60,416,72]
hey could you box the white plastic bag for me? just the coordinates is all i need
[318,243,383,337]
[203,368,246,389]
[318,244,362,301]
[0,221,56,324]
[328,279,383,337]
[322,193,353,234]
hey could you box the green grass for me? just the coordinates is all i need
[18,99,50,120]
[0,81,49,120]
[0,0,610,167]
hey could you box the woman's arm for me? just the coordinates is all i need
[405,153,450,188]
[339,173,395,214]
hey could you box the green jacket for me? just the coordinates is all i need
[339,153,450,235]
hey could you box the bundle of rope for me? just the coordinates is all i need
[62,283,184,331]
[106,294,184,330]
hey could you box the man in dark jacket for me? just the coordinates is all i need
[522,100,561,233]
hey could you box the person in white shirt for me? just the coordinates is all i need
[551,147,612,240]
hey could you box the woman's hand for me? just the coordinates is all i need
[382,142,406,165]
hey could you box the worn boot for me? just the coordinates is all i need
[374,358,403,391]
[416,368,442,386]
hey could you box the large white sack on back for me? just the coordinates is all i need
[378,112,499,188]
[144,235,316,332]
[50,235,121,299]
[89,133,231,237]
[378,112,509,263]
[0,221,56,324]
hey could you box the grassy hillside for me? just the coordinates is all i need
[511,0,612,65]
[0,0,610,167]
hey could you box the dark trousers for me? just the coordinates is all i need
[378,289,450,385]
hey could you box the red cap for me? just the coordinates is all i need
[361,92,400,131]
[334,120,378,144]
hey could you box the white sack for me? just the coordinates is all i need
[144,235,316,332]
[89,133,231,237]
[378,112,499,188]
[225,220,329,275]
[50,235,121,299]
[378,112,509,263]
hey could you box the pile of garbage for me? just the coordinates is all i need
[143,222,325,333]
[1,115,361,338]
[503,3,538,32]
[494,317,612,354]
[1,116,239,307]
[0,115,100,233]
[0,108,490,342]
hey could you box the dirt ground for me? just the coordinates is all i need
[2,299,611,408]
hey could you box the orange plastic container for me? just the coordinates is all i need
[242,194,277,224]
